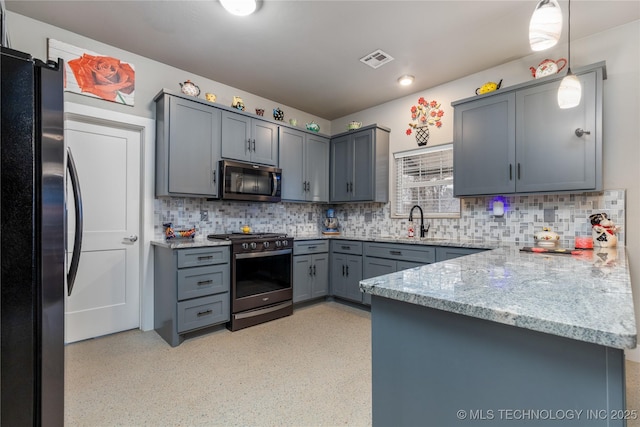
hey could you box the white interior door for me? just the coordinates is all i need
[65,118,141,344]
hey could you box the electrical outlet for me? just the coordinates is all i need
[364,212,373,223]
[201,210,209,222]
[543,208,554,222]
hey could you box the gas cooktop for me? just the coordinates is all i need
[207,232,288,241]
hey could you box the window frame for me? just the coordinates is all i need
[391,143,460,219]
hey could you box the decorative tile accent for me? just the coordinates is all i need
[154,189,625,247]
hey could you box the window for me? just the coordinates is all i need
[393,143,460,218]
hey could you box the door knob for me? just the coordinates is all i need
[575,128,591,137]
[125,235,138,242]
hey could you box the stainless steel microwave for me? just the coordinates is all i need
[219,160,282,202]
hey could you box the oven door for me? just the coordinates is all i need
[232,248,292,313]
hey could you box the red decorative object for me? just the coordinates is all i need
[406,98,444,145]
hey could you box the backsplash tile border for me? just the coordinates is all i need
[154,189,625,247]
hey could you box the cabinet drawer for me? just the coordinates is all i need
[177,247,229,268]
[294,240,329,255]
[177,294,229,333]
[331,240,363,255]
[365,242,435,264]
[177,264,229,301]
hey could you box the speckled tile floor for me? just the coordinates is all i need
[65,301,640,427]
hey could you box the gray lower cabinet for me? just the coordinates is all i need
[154,245,230,347]
[330,240,363,303]
[279,127,329,202]
[435,246,485,262]
[330,125,389,202]
[221,110,278,166]
[364,242,436,305]
[453,63,603,197]
[155,93,221,197]
[293,240,329,303]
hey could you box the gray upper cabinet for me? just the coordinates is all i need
[279,127,329,202]
[155,93,221,198]
[453,63,604,197]
[221,110,278,166]
[330,125,390,203]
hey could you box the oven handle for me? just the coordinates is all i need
[235,248,292,259]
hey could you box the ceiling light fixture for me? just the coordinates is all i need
[219,0,257,16]
[557,0,581,109]
[398,75,414,86]
[529,0,562,51]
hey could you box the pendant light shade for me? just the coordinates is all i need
[557,0,581,109]
[220,0,257,16]
[557,71,582,108]
[529,0,563,51]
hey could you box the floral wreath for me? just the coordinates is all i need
[406,97,444,135]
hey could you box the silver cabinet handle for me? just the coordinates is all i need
[575,128,591,137]
[125,235,138,242]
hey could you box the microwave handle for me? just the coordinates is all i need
[271,172,278,196]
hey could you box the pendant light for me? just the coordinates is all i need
[529,0,563,51]
[557,0,581,109]
[220,0,257,16]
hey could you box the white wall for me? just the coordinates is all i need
[332,20,640,361]
[4,11,331,133]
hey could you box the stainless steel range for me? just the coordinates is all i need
[208,232,293,331]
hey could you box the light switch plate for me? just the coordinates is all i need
[201,210,209,222]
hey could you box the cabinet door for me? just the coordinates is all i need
[515,71,597,193]
[330,135,351,202]
[168,97,220,196]
[306,134,329,202]
[251,120,278,166]
[351,129,375,201]
[453,92,516,196]
[221,110,251,162]
[345,255,363,303]
[279,127,305,201]
[293,255,312,303]
[330,252,348,298]
[310,254,329,299]
[364,257,396,279]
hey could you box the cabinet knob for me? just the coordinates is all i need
[575,128,591,137]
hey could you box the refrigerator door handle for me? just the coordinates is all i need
[66,148,83,296]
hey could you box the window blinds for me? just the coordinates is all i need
[394,144,460,217]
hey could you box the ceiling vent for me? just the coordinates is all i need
[359,49,394,69]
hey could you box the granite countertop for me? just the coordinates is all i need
[151,237,231,249]
[360,244,637,350]
[291,233,500,249]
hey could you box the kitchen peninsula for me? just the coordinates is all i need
[360,245,637,426]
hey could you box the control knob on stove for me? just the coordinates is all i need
[241,243,249,250]
[275,240,282,248]
[250,242,257,250]
[263,241,270,249]
[282,240,289,246]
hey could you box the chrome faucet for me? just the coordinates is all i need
[409,205,430,238]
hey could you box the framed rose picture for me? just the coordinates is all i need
[48,39,135,106]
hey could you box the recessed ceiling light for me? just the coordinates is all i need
[220,0,258,16]
[398,75,414,86]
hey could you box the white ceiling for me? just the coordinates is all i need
[5,0,640,120]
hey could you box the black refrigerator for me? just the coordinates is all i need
[1,46,82,426]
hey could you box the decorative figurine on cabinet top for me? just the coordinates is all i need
[232,96,245,111]
[305,121,320,132]
[530,58,567,79]
[475,79,502,95]
[179,80,200,97]
[589,213,621,248]
[273,107,284,121]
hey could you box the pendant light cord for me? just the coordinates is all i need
[567,0,572,71]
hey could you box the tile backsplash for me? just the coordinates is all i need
[154,189,626,247]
